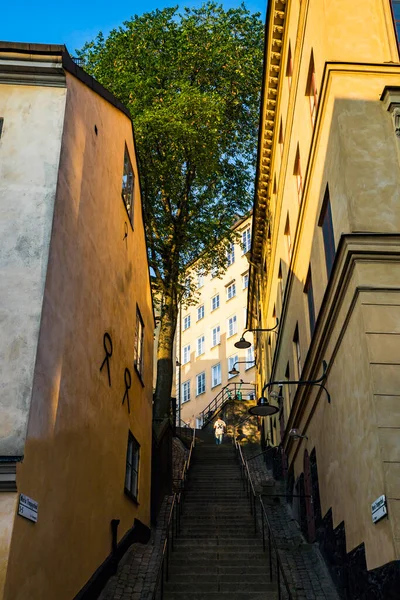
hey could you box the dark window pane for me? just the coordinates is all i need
[304,268,316,335]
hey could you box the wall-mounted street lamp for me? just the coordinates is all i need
[228,360,256,376]
[234,318,279,349]
[264,359,331,404]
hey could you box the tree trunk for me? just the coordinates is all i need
[154,289,178,421]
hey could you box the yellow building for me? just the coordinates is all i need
[249,0,400,595]
[178,215,256,428]
[0,43,154,600]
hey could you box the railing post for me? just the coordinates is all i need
[269,530,273,582]
[277,563,281,600]
[253,494,257,534]
[261,503,265,552]
[166,535,170,582]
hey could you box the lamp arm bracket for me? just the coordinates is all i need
[263,360,330,403]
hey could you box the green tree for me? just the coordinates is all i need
[78,2,264,421]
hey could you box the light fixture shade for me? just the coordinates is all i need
[234,336,252,349]
[248,396,279,416]
[229,367,239,376]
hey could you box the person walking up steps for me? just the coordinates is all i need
[213,416,226,445]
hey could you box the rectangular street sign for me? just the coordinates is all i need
[18,494,38,523]
[371,494,387,524]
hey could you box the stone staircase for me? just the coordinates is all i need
[163,430,278,599]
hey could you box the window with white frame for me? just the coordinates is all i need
[228,354,239,379]
[242,272,249,289]
[184,277,191,298]
[197,305,205,321]
[183,344,191,364]
[197,273,204,289]
[227,315,237,338]
[182,380,190,403]
[227,243,235,266]
[211,363,221,388]
[246,345,255,369]
[242,228,251,254]
[196,372,206,395]
[122,147,135,228]
[212,325,220,347]
[196,335,205,357]
[134,307,144,377]
[211,265,218,278]
[183,315,191,330]
[226,282,236,300]
[211,294,220,311]
[124,432,139,502]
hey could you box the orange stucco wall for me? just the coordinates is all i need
[3,73,154,600]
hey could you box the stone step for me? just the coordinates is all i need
[164,593,278,600]
[170,551,266,561]
[164,581,276,593]
[169,564,271,575]
[174,538,260,546]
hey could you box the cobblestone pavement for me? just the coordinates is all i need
[99,438,189,600]
[244,446,341,600]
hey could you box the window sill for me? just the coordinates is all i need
[227,333,238,339]
[124,488,139,505]
[226,296,236,302]
[211,343,221,349]
[134,364,145,388]
[211,307,220,312]
[196,391,206,397]
[182,398,191,404]
[211,383,222,389]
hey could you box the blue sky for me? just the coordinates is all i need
[2,1,267,55]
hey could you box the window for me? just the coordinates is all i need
[125,432,140,502]
[227,315,237,338]
[304,267,316,334]
[211,363,222,388]
[183,315,191,330]
[284,213,292,261]
[0,118,4,139]
[197,305,205,321]
[246,345,255,369]
[183,344,191,364]
[306,50,318,126]
[196,336,205,357]
[227,243,235,266]
[212,325,221,347]
[278,118,284,157]
[293,323,302,378]
[242,228,251,254]
[242,272,249,289]
[392,1,400,44]
[134,307,144,377]
[211,294,220,311]
[211,265,218,278]
[122,147,135,227]
[183,277,191,299]
[196,372,206,395]
[286,42,293,89]
[226,282,236,300]
[318,185,335,278]
[182,380,191,403]
[197,273,204,289]
[294,145,302,201]
[228,354,239,379]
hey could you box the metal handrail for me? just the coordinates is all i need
[234,435,293,600]
[200,382,256,427]
[153,427,196,599]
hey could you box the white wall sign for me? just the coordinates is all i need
[371,494,387,524]
[18,494,38,523]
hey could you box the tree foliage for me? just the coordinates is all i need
[79,3,264,418]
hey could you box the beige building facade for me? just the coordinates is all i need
[248,0,400,596]
[178,215,256,428]
[0,43,154,600]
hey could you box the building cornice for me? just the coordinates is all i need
[248,0,288,328]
